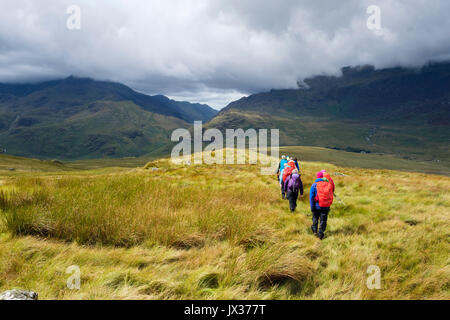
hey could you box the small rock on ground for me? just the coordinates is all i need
[0,290,38,300]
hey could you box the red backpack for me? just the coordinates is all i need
[282,166,294,182]
[315,180,334,207]
[282,161,296,182]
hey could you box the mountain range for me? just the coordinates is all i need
[209,62,450,163]
[0,62,449,163]
[0,76,217,159]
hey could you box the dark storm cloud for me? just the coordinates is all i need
[0,0,449,108]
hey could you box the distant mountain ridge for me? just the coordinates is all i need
[0,77,217,159]
[1,62,449,163]
[209,62,450,163]
[0,76,217,123]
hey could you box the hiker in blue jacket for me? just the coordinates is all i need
[276,156,287,194]
[279,163,289,199]
[310,171,334,240]
[284,169,304,212]
[276,156,288,178]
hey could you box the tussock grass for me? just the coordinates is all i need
[0,151,449,299]
[1,161,276,248]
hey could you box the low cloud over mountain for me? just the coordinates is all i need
[1,0,450,108]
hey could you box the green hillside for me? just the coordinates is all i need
[208,62,450,164]
[1,63,449,164]
[0,77,217,160]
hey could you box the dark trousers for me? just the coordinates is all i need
[287,191,299,212]
[280,180,285,198]
[311,207,330,235]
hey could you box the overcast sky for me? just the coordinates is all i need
[1,0,449,109]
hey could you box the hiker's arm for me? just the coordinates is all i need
[283,177,289,193]
[299,178,304,197]
[309,184,316,207]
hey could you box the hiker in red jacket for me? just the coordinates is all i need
[282,160,296,182]
[310,171,335,240]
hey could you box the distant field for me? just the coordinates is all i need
[280,146,449,176]
[0,154,154,176]
[1,145,448,176]
[0,152,449,299]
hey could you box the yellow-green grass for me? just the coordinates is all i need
[0,154,449,299]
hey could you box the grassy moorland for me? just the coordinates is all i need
[1,144,448,176]
[0,150,449,299]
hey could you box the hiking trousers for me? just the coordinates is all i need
[280,180,285,198]
[311,207,330,235]
[287,191,299,212]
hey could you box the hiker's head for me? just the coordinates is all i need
[292,169,299,175]
[317,171,324,179]
[294,158,298,161]
[282,155,286,160]
[320,170,331,179]
[288,160,295,167]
